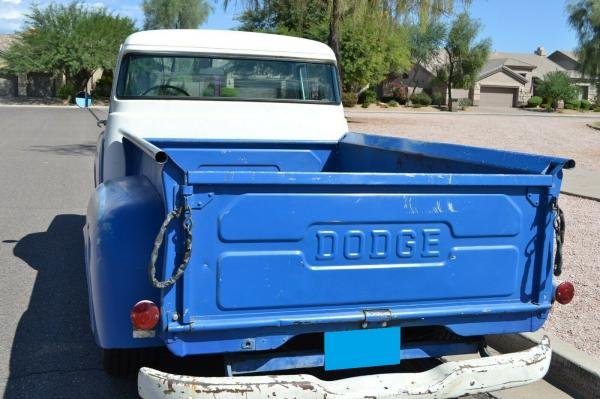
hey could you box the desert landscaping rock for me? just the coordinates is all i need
[346,111,600,172]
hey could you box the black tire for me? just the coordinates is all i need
[102,348,158,377]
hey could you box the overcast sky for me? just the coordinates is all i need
[0,0,579,54]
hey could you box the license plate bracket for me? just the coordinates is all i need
[324,327,401,371]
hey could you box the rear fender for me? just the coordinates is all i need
[85,175,164,348]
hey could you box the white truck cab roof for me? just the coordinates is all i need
[122,29,337,61]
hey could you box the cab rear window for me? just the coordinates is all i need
[116,53,340,104]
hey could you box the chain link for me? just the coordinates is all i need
[148,204,193,289]
[552,199,565,277]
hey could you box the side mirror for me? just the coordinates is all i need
[75,91,92,108]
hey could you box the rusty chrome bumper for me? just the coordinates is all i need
[138,336,551,399]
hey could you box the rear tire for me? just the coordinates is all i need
[102,348,158,377]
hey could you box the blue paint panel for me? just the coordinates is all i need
[88,132,572,361]
[325,328,401,370]
[84,176,163,348]
[218,194,522,242]
[216,246,518,309]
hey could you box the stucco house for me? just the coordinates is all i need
[387,46,597,107]
[547,49,597,101]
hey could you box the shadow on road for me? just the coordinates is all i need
[5,214,136,398]
[27,144,96,156]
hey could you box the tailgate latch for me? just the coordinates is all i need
[362,309,392,328]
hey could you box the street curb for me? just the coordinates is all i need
[560,189,600,202]
[346,110,600,118]
[587,123,600,131]
[486,331,600,399]
[0,104,109,109]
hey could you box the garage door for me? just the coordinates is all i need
[480,87,516,107]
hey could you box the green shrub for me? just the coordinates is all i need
[527,96,543,108]
[410,92,432,106]
[458,98,472,110]
[540,103,551,110]
[431,91,444,106]
[361,102,370,108]
[564,99,581,110]
[57,82,76,101]
[387,100,399,107]
[342,92,358,107]
[220,87,239,97]
[92,72,113,99]
[392,86,408,104]
[359,89,377,106]
[581,99,591,110]
[202,85,214,96]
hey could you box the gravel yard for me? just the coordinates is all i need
[346,110,600,172]
[347,110,600,357]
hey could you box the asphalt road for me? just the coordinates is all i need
[0,106,138,397]
[0,106,574,399]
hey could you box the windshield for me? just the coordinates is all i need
[116,53,340,104]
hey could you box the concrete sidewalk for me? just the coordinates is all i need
[562,168,600,201]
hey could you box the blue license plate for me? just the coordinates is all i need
[324,327,401,370]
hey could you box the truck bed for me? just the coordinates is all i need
[97,132,573,359]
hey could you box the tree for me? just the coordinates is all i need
[143,0,213,29]
[408,21,446,95]
[436,12,491,111]
[227,0,465,87]
[0,2,135,98]
[567,0,600,83]
[536,71,580,110]
[339,8,410,92]
[231,0,414,91]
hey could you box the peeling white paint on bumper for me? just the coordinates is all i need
[138,336,551,399]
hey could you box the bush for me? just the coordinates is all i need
[220,87,239,97]
[359,89,377,106]
[361,102,370,108]
[564,99,581,110]
[431,91,444,106]
[410,92,432,106]
[527,96,543,108]
[92,72,112,100]
[387,100,399,107]
[458,98,472,110]
[57,81,76,101]
[342,92,358,107]
[540,103,551,110]
[581,99,591,110]
[392,86,408,104]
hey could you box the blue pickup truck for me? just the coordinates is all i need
[83,30,574,398]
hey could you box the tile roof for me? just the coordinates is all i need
[489,52,565,78]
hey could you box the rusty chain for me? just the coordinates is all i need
[148,204,193,289]
[552,199,565,277]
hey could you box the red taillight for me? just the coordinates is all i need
[555,281,575,305]
[131,300,160,330]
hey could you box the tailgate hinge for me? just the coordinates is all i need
[178,186,214,209]
[362,309,392,328]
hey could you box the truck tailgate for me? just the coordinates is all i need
[140,133,572,355]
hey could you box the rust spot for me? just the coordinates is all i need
[163,379,176,395]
